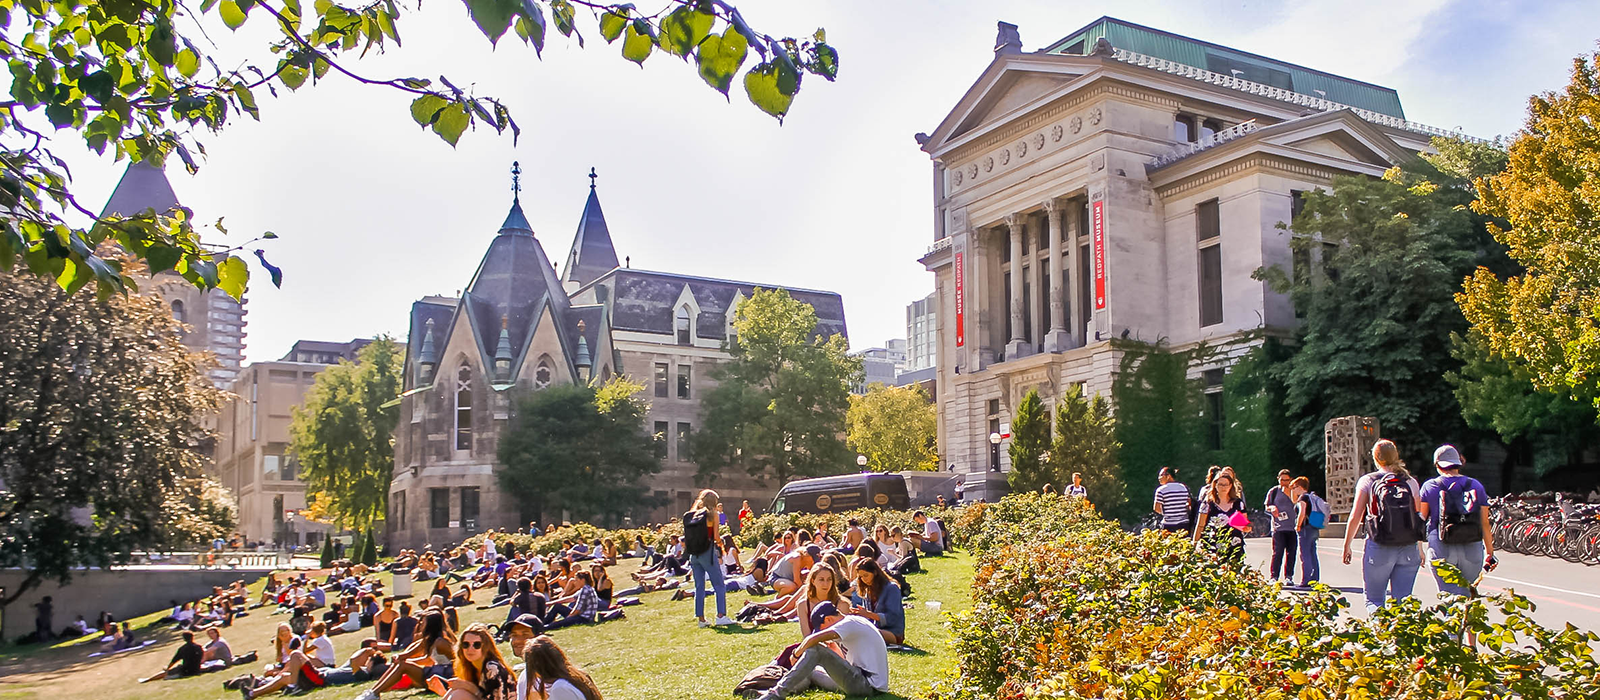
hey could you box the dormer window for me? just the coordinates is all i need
[675,306,693,346]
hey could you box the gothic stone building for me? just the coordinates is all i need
[918,17,1476,499]
[387,178,846,549]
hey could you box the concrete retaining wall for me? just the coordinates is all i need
[0,568,269,641]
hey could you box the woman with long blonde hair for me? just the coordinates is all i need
[685,489,733,628]
[796,563,844,637]
[523,635,603,700]
[1342,439,1424,612]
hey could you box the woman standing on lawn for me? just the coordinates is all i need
[1193,473,1248,564]
[522,635,602,700]
[686,489,734,628]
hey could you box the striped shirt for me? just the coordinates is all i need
[1155,481,1192,526]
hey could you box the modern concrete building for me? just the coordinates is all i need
[916,17,1477,500]
[388,174,847,549]
[212,339,371,545]
[101,163,247,388]
[852,340,907,393]
[905,293,937,372]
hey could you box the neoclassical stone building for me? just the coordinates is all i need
[387,175,846,549]
[917,17,1475,499]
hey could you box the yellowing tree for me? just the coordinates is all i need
[847,384,938,473]
[1459,50,1600,410]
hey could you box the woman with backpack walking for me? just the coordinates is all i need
[1418,445,1495,596]
[683,489,735,628]
[1289,477,1326,586]
[1342,439,1426,613]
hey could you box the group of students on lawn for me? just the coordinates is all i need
[133,490,948,700]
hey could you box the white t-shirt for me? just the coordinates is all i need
[830,615,890,691]
[306,634,336,666]
[920,519,943,543]
[538,678,585,700]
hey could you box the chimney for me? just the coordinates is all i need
[995,21,1022,55]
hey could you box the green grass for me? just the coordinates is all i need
[0,552,973,700]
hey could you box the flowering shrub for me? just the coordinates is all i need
[461,524,670,557]
[935,493,1600,700]
[734,505,963,549]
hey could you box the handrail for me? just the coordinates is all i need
[1110,48,1487,144]
[1151,119,1259,168]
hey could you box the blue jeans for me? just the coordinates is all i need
[688,549,726,620]
[1426,535,1485,596]
[1297,528,1320,585]
[1362,541,1421,613]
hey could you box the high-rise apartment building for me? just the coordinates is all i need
[905,293,937,372]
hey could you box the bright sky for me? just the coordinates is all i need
[62,0,1599,362]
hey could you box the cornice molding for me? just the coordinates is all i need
[944,79,1179,166]
[1154,153,1340,198]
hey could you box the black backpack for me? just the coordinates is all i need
[1366,473,1425,546]
[681,510,712,556]
[1438,477,1485,545]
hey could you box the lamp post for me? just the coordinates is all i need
[856,454,868,471]
[989,432,1002,472]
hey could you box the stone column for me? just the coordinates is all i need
[1066,200,1085,348]
[1043,199,1071,352]
[1004,213,1029,360]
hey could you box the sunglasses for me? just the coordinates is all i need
[464,640,487,649]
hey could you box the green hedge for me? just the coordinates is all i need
[733,505,964,549]
[935,491,1600,699]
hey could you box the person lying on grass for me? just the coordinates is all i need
[753,602,890,700]
[350,609,455,700]
[238,621,336,698]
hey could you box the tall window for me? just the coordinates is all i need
[392,491,406,530]
[1021,270,1032,342]
[653,421,669,459]
[170,299,186,323]
[1197,199,1223,327]
[1290,190,1307,222]
[676,364,691,399]
[1002,272,1012,341]
[460,487,480,531]
[281,456,298,481]
[654,362,669,398]
[1078,243,1091,333]
[454,365,473,451]
[429,488,449,529]
[675,306,693,345]
[676,422,691,462]
[1204,369,1226,450]
[1174,114,1194,143]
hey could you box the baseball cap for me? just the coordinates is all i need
[804,544,823,558]
[508,614,542,632]
[1433,445,1463,470]
[808,601,839,631]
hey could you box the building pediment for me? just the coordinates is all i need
[921,53,1101,157]
[1148,110,1416,194]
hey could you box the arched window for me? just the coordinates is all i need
[675,305,692,345]
[454,365,473,452]
[170,299,186,323]
[599,366,612,383]
[534,355,553,389]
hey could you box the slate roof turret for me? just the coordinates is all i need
[560,169,621,289]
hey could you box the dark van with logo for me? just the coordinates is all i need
[769,474,910,515]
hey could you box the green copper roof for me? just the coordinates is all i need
[1045,17,1406,119]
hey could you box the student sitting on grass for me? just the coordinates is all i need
[425,623,516,700]
[753,602,890,700]
[521,635,604,700]
[351,609,455,700]
[542,571,602,631]
[847,559,906,646]
[238,621,336,698]
[139,630,205,683]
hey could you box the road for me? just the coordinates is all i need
[1243,536,1600,634]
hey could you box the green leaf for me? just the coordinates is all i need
[175,49,200,79]
[621,21,653,65]
[219,0,248,30]
[409,94,448,126]
[743,61,794,120]
[464,0,517,44]
[514,0,545,55]
[599,10,627,43]
[431,103,469,146]
[146,245,182,274]
[279,62,309,90]
[549,0,580,45]
[217,255,249,300]
[658,5,713,58]
[694,28,747,95]
[813,43,838,81]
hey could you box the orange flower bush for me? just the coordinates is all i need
[935,493,1600,700]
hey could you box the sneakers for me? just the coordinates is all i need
[713,616,736,627]
[353,690,380,700]
[697,618,710,628]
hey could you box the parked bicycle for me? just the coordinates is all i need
[1489,492,1600,566]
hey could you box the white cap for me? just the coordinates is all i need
[1433,444,1463,469]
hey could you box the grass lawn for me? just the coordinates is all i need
[0,551,973,700]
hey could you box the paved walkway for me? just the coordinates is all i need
[1245,536,1600,633]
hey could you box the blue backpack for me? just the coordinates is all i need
[1305,493,1330,529]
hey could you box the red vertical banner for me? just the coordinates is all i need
[954,251,965,347]
[1092,200,1107,310]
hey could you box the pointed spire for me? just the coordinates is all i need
[417,318,438,382]
[101,161,180,219]
[499,161,534,235]
[561,168,621,290]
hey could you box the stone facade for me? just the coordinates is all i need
[917,18,1463,500]
[388,179,847,549]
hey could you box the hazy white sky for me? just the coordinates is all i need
[64,0,1599,362]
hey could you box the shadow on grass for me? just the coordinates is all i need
[888,646,930,657]
[713,625,774,636]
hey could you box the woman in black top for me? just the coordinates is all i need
[589,563,614,609]
[389,602,417,651]
[1193,473,1248,564]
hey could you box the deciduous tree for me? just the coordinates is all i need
[0,266,225,606]
[1459,51,1600,412]
[1005,389,1051,493]
[497,378,659,525]
[289,337,402,533]
[0,0,838,300]
[847,384,938,473]
[689,288,860,485]
[1048,383,1124,514]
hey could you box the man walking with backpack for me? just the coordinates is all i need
[1418,445,1495,596]
[1289,477,1328,586]
[1342,439,1426,613]
[1264,470,1299,585]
